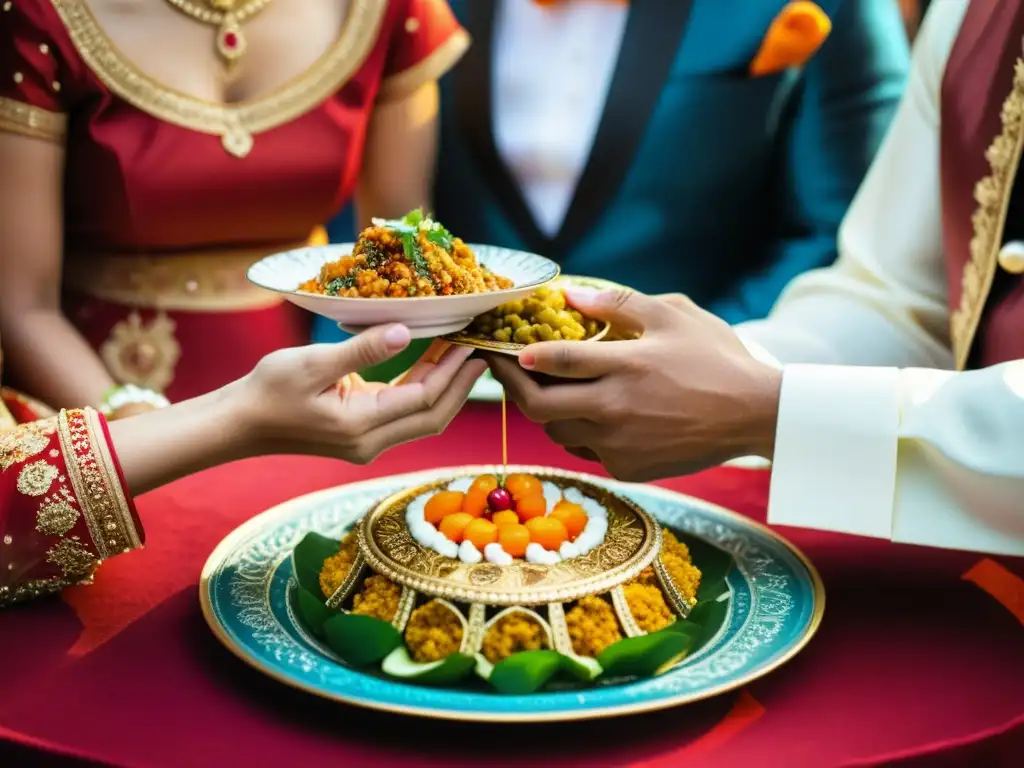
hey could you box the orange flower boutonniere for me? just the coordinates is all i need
[750,1,832,77]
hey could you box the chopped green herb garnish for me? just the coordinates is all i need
[324,275,356,296]
[362,240,387,269]
[402,208,425,228]
[426,226,454,252]
[399,229,433,281]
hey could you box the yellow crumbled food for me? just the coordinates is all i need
[404,600,464,663]
[318,530,359,599]
[481,612,548,663]
[564,595,623,658]
[661,529,702,606]
[623,583,675,633]
[468,286,602,345]
[350,575,402,622]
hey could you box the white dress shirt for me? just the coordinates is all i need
[492,0,628,236]
[736,0,1024,556]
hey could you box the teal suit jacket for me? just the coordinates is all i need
[316,0,908,345]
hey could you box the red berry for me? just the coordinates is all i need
[487,487,512,512]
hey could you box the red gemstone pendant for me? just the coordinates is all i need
[216,15,246,65]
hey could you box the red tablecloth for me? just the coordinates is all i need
[1,404,1022,768]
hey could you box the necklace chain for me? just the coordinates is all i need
[163,0,275,67]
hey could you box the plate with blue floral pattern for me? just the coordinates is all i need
[199,467,823,722]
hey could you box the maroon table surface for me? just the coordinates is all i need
[0,404,1022,768]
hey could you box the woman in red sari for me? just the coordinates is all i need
[1,328,485,608]
[0,0,467,412]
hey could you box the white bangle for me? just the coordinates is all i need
[99,384,170,415]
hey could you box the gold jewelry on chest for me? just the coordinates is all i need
[163,0,274,69]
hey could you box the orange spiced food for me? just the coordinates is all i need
[298,210,513,298]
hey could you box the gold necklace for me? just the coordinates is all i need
[163,0,275,68]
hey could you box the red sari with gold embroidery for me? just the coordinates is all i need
[0,0,468,402]
[0,406,142,608]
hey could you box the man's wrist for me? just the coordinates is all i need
[742,362,782,459]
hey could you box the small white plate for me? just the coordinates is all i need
[247,243,560,339]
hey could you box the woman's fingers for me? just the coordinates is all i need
[355,359,486,459]
[341,347,481,431]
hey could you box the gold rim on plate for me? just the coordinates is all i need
[442,319,610,355]
[198,465,825,723]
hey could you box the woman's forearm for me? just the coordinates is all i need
[106,381,253,495]
[1,308,115,408]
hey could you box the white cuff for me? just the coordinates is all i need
[768,364,900,539]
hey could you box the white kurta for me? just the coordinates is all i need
[736,0,1024,556]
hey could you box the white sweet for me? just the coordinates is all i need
[581,497,606,519]
[541,482,563,514]
[458,540,482,564]
[559,541,580,559]
[437,538,460,559]
[525,543,547,563]
[484,542,513,566]
[563,487,586,505]
[447,476,474,493]
[525,542,562,565]
[406,494,428,520]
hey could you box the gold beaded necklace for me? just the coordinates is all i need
[163,0,274,68]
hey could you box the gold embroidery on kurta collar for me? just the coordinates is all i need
[49,0,387,157]
[950,58,1024,370]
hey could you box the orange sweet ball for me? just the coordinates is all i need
[464,518,499,549]
[515,494,547,522]
[491,510,520,528]
[462,487,490,518]
[504,473,542,501]
[498,523,531,557]
[439,512,474,543]
[549,501,588,540]
[424,491,465,525]
[525,517,568,550]
[471,475,499,493]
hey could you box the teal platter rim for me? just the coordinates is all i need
[200,466,824,722]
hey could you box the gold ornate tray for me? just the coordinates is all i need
[358,472,660,605]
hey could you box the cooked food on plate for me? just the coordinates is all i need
[298,210,512,298]
[465,286,603,344]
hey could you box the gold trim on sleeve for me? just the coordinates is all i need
[377,30,471,102]
[0,96,67,143]
[49,0,387,158]
[57,407,142,560]
[950,57,1024,370]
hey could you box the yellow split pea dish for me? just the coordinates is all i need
[290,469,734,693]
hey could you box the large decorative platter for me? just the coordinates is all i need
[200,467,823,722]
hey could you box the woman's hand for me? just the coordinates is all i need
[232,325,485,464]
[108,325,485,494]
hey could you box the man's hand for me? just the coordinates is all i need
[487,289,783,482]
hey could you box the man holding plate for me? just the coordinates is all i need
[488,0,1024,557]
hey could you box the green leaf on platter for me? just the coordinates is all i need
[293,585,340,639]
[485,650,565,695]
[291,532,342,598]
[323,613,402,668]
[381,647,476,686]
[687,598,730,652]
[680,535,734,602]
[560,653,603,682]
[597,626,698,680]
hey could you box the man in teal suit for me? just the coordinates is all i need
[316,0,908,358]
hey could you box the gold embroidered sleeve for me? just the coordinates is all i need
[0,409,144,609]
[0,96,67,144]
[378,0,470,102]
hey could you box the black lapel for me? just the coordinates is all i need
[554,0,696,253]
[456,1,550,256]
[455,0,695,259]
